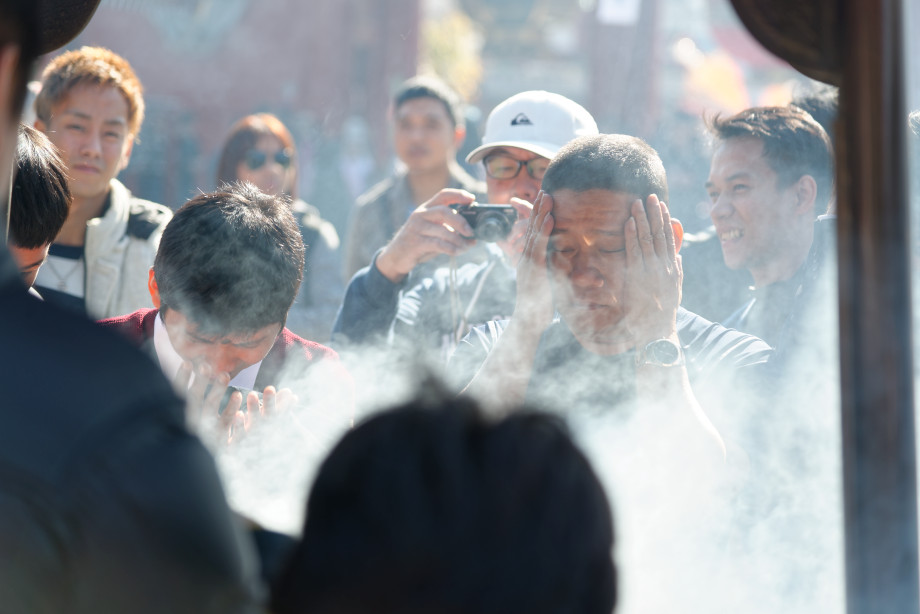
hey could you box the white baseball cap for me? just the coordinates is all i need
[466,91,599,164]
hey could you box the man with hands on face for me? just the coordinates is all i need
[98,182,353,443]
[456,134,772,460]
[332,91,598,365]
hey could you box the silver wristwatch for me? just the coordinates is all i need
[635,338,684,367]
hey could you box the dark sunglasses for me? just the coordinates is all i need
[244,148,293,171]
[483,153,550,180]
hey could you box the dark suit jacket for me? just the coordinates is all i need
[0,251,263,613]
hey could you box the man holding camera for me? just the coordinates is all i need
[332,91,598,366]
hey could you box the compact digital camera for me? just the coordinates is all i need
[450,203,518,243]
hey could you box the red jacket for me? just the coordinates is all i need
[98,309,354,415]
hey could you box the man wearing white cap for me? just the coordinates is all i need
[331,91,598,368]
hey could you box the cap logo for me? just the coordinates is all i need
[510,113,533,126]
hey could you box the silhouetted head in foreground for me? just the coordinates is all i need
[272,389,617,614]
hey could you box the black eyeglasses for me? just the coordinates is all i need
[244,148,293,171]
[483,153,550,180]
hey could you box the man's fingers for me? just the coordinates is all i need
[404,210,477,249]
[206,372,231,416]
[260,386,276,416]
[188,363,211,403]
[421,206,475,237]
[227,411,246,445]
[508,197,534,220]
[625,215,641,271]
[219,387,241,424]
[247,390,263,416]
[420,221,476,249]
[532,205,554,267]
[536,190,553,217]
[662,203,678,266]
[529,191,546,228]
[646,195,669,258]
[524,192,551,259]
[239,390,261,433]
[395,224,475,268]
[425,188,476,209]
[632,198,656,263]
[219,391,243,444]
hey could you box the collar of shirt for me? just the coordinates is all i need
[153,313,262,390]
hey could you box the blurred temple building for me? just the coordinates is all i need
[45,0,809,236]
[48,0,421,235]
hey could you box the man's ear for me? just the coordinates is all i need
[671,219,684,253]
[793,175,818,214]
[147,268,161,308]
[453,123,466,150]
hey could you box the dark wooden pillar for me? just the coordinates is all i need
[837,0,920,610]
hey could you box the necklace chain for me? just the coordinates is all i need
[42,257,83,291]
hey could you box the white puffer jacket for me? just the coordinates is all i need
[84,179,172,319]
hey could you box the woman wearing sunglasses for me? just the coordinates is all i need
[217,113,344,342]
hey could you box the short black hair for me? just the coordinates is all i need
[154,182,304,334]
[706,106,834,211]
[542,133,669,203]
[393,75,463,128]
[9,123,70,248]
[272,390,616,614]
[790,84,838,147]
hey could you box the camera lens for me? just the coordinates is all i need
[475,212,513,242]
